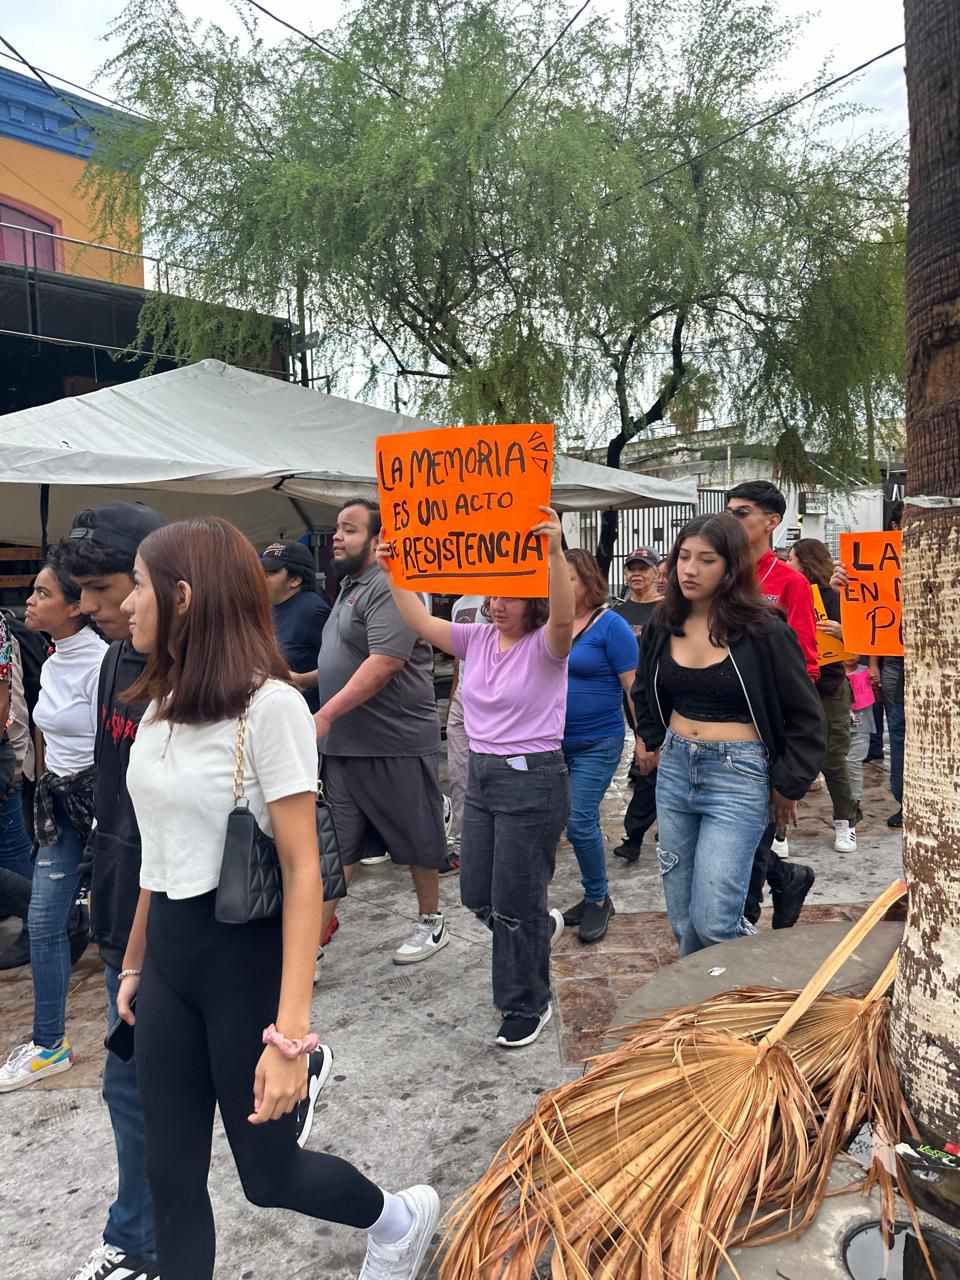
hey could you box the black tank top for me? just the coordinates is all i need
[659,650,753,724]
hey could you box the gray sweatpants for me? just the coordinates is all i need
[847,710,872,804]
[446,686,470,855]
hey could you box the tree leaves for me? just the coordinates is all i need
[83,0,906,508]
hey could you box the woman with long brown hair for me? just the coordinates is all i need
[632,514,825,954]
[557,550,638,943]
[788,537,860,851]
[114,517,438,1280]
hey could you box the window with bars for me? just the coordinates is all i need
[0,203,57,271]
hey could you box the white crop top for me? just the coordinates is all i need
[128,679,318,900]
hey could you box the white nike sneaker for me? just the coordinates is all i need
[357,1185,441,1279]
[392,914,449,965]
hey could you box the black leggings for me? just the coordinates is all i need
[137,891,383,1280]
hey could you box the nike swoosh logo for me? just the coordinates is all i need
[432,929,444,943]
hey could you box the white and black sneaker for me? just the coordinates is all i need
[295,1044,333,1148]
[496,1004,552,1048]
[392,913,449,965]
[549,908,565,947]
[67,1242,160,1279]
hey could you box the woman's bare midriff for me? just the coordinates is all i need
[669,712,759,743]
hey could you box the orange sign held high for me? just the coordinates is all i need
[838,531,903,657]
[376,423,554,595]
[811,585,856,664]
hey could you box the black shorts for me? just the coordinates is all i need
[320,753,448,869]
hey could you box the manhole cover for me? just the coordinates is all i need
[843,1220,960,1279]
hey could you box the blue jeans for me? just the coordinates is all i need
[886,701,905,806]
[562,733,624,901]
[27,795,84,1047]
[0,782,33,881]
[656,730,771,956]
[103,964,156,1258]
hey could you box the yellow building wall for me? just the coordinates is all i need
[0,135,143,288]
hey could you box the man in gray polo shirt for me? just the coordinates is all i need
[316,498,450,966]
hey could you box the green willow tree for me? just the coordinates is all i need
[85,0,906,568]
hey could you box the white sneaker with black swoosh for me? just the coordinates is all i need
[392,913,449,965]
[295,1044,333,1148]
[67,1242,161,1279]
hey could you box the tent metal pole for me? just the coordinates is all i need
[40,484,50,555]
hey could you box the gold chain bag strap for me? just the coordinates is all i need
[215,699,347,925]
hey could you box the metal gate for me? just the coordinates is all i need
[579,488,727,594]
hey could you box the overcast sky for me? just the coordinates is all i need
[2,0,908,135]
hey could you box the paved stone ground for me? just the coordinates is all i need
[0,747,904,1279]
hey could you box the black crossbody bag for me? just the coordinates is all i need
[215,701,348,925]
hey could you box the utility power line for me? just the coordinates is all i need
[638,42,906,191]
[495,0,592,119]
[0,47,153,121]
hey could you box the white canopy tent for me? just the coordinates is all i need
[0,360,696,545]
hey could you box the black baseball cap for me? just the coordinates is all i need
[67,501,166,558]
[261,541,315,580]
[624,546,659,568]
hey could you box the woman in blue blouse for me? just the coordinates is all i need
[559,551,639,942]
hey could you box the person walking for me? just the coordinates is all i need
[377,507,573,1047]
[445,593,486,867]
[725,482,819,927]
[610,547,663,864]
[845,659,876,821]
[111,516,438,1280]
[558,550,638,942]
[0,561,107,1092]
[632,514,825,955]
[315,499,452,966]
[53,503,334,1280]
[261,540,331,715]
[787,538,859,853]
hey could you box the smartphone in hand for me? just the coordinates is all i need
[104,996,136,1062]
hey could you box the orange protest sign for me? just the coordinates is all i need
[838,531,903,656]
[811,585,856,665]
[376,423,554,595]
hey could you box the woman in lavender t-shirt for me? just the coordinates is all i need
[378,508,574,1048]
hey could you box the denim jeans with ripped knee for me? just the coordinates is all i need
[27,795,85,1048]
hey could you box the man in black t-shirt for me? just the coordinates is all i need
[611,547,662,863]
[262,541,331,715]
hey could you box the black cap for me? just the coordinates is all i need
[68,501,166,558]
[624,546,659,568]
[261,540,315,580]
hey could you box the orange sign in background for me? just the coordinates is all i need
[838,530,904,656]
[376,423,554,595]
[811,585,856,664]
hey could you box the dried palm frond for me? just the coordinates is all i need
[439,880,919,1280]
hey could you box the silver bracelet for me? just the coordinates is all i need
[118,968,142,980]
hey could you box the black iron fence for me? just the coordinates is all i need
[579,488,727,594]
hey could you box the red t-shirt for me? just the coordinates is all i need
[755,550,820,682]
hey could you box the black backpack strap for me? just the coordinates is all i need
[94,642,125,766]
[571,606,606,647]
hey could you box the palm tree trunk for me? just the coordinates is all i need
[891,0,960,1161]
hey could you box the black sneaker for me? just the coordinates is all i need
[561,899,587,927]
[613,841,642,864]
[67,1242,161,1279]
[496,1005,552,1048]
[887,808,903,829]
[578,896,615,944]
[295,1044,333,1149]
[772,865,816,930]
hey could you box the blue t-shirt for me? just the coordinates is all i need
[563,609,639,742]
[272,591,331,714]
